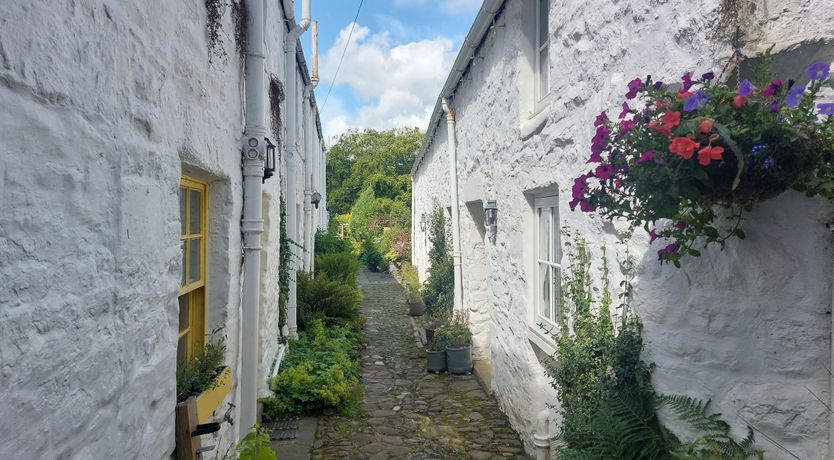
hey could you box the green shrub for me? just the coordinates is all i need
[315,229,351,256]
[262,320,361,418]
[296,272,362,331]
[421,206,453,316]
[359,238,387,272]
[176,332,227,401]
[400,263,421,294]
[315,252,359,286]
[235,424,277,460]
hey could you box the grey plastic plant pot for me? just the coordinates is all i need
[426,349,447,373]
[409,299,425,316]
[446,346,472,374]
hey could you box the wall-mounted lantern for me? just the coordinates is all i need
[484,199,497,240]
[262,137,277,183]
[420,212,427,232]
[311,190,322,208]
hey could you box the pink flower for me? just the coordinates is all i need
[697,118,714,134]
[697,145,724,166]
[595,164,613,180]
[594,111,609,127]
[761,80,782,97]
[732,95,747,108]
[619,102,630,119]
[669,137,700,160]
[626,78,642,99]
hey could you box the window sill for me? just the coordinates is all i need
[196,366,233,423]
[527,324,557,357]
[519,100,551,140]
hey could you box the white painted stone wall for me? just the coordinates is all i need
[0,1,323,458]
[413,0,834,457]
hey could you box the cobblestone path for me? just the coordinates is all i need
[311,269,527,460]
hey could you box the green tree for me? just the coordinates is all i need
[327,127,424,215]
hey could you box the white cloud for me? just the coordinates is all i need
[392,0,480,13]
[318,23,457,140]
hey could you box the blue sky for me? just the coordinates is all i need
[296,0,481,143]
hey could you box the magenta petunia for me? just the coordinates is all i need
[761,80,782,97]
[579,200,597,212]
[657,242,680,260]
[673,221,687,231]
[636,149,655,164]
[595,164,613,180]
[594,111,609,127]
[648,228,658,243]
[626,78,642,100]
[681,72,693,91]
[619,102,630,119]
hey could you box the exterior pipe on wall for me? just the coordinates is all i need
[240,0,267,437]
[441,98,464,312]
[303,86,314,271]
[284,0,311,339]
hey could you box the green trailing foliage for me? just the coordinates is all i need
[421,206,453,316]
[315,252,360,286]
[550,231,763,459]
[261,320,361,418]
[278,199,290,330]
[296,272,362,331]
[176,331,227,401]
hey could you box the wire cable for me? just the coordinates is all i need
[319,0,364,114]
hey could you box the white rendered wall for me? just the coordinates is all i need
[0,1,320,458]
[412,0,834,457]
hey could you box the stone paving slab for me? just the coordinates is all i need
[311,269,527,460]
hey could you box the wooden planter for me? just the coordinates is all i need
[195,367,233,423]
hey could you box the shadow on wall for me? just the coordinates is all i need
[634,191,833,458]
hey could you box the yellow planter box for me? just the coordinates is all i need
[195,367,233,423]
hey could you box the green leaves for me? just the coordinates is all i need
[714,122,743,190]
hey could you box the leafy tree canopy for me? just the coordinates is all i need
[327,127,424,215]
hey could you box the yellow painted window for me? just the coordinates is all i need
[178,177,207,366]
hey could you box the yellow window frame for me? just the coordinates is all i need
[178,176,208,365]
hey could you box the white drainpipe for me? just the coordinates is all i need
[532,409,554,460]
[303,86,313,272]
[240,0,267,437]
[441,98,464,312]
[284,0,311,340]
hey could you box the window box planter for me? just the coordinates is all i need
[194,366,232,423]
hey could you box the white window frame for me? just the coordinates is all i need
[530,194,561,347]
[534,0,550,105]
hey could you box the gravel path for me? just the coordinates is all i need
[310,269,527,460]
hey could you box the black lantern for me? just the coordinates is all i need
[311,190,322,208]
[262,137,277,183]
[484,199,497,233]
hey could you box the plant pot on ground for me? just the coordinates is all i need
[426,336,447,373]
[440,311,473,375]
[422,312,448,345]
[407,290,425,316]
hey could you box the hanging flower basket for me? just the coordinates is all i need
[571,52,834,266]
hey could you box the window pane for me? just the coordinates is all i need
[550,206,560,262]
[177,335,188,366]
[553,266,562,321]
[538,0,549,46]
[181,240,187,286]
[539,263,551,320]
[538,208,551,261]
[539,47,549,97]
[179,187,187,236]
[178,294,190,333]
[189,189,202,235]
[188,238,201,283]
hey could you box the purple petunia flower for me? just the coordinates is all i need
[738,80,755,97]
[683,90,709,112]
[619,102,630,119]
[626,78,642,100]
[682,72,693,91]
[617,120,636,138]
[594,111,608,127]
[648,228,658,243]
[579,200,597,213]
[702,71,715,81]
[636,149,655,164]
[657,243,680,260]
[761,80,782,97]
[595,164,613,180]
[785,85,805,108]
[807,60,831,81]
[770,98,780,112]
[818,103,834,116]
[653,81,663,90]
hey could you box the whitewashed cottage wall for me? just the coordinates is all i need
[0,1,323,458]
[413,0,834,457]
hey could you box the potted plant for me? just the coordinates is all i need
[570,52,834,266]
[442,311,473,375]
[176,333,232,423]
[407,288,425,316]
[425,335,448,373]
[422,312,448,345]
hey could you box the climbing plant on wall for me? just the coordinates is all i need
[278,198,290,332]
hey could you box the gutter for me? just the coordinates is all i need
[411,0,505,177]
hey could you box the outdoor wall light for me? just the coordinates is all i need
[262,137,277,183]
[484,199,497,240]
[420,212,427,232]
[311,190,322,208]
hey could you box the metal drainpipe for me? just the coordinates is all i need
[240,0,267,438]
[284,0,311,340]
[303,85,313,272]
[532,409,553,460]
[441,98,464,312]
